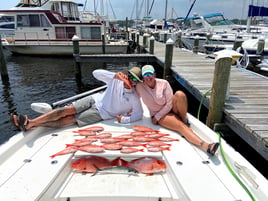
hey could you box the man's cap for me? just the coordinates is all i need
[142,65,155,76]
[128,67,143,82]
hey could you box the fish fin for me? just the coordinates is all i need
[91,164,101,177]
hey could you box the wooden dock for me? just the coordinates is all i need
[144,38,268,161]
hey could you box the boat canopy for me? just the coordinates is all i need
[248,5,268,17]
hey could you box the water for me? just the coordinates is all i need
[1,49,267,179]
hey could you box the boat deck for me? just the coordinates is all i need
[140,36,268,161]
[1,110,267,201]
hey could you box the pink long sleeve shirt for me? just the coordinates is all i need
[136,78,173,121]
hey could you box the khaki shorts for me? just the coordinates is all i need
[72,96,103,127]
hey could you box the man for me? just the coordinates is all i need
[11,69,143,131]
[135,65,219,156]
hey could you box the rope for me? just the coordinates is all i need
[217,132,256,201]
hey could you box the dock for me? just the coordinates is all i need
[73,36,268,161]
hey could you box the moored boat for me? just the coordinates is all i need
[0,0,128,56]
[0,85,268,201]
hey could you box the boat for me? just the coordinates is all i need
[0,0,129,56]
[242,38,268,57]
[181,13,268,52]
[0,85,268,201]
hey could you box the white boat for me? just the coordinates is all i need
[181,13,268,52]
[242,38,268,57]
[0,0,128,56]
[0,86,267,201]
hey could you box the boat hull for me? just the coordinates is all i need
[4,43,128,56]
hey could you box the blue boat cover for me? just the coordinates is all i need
[248,5,268,17]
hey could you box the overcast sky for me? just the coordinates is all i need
[0,0,267,20]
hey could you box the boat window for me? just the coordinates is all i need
[0,23,15,29]
[0,15,14,23]
[40,15,51,27]
[17,14,51,27]
[205,15,234,26]
[81,27,101,40]
[55,27,76,39]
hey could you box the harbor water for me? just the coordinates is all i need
[0,49,267,179]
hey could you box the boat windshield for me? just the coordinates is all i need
[0,15,14,23]
[0,15,15,29]
[204,14,234,26]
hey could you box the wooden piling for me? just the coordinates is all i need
[72,35,82,80]
[256,38,265,55]
[102,34,106,54]
[163,38,174,80]
[207,56,232,129]
[193,35,200,54]
[232,40,242,51]
[136,33,140,53]
[143,33,149,48]
[0,34,8,81]
[176,30,183,48]
[149,36,155,54]
[163,32,167,43]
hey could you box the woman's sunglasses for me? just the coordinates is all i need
[143,73,154,78]
[128,73,138,82]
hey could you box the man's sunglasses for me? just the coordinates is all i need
[143,73,154,78]
[128,73,138,82]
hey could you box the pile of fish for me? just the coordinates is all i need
[71,155,167,176]
[50,125,179,158]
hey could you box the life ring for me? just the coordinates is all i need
[236,46,249,68]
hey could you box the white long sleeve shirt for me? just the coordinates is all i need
[92,69,143,123]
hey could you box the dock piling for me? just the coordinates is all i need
[149,36,155,54]
[256,38,265,55]
[0,34,8,81]
[193,35,200,54]
[72,35,82,80]
[163,38,174,80]
[102,34,106,54]
[207,56,232,129]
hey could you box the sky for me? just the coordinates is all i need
[0,0,267,20]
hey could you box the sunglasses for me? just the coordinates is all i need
[128,73,138,82]
[142,73,154,78]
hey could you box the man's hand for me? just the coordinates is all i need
[117,114,123,123]
[114,72,127,81]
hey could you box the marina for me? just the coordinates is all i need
[1,1,268,200]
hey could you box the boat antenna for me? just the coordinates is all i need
[183,0,197,24]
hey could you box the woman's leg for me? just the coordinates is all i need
[172,91,188,124]
[158,113,213,152]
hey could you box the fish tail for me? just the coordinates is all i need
[166,147,171,151]
[142,144,147,147]
[49,154,56,158]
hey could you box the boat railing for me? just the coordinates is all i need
[52,85,107,108]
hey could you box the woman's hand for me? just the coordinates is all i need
[151,116,158,125]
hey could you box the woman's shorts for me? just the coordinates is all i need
[72,96,103,127]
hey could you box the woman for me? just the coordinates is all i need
[135,65,219,156]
